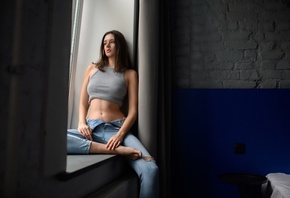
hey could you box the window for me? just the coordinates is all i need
[66,0,138,173]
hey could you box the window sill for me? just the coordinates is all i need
[66,154,115,173]
[58,154,117,181]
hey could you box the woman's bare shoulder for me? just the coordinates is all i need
[125,68,138,77]
[85,63,98,76]
[124,69,138,86]
[87,63,97,71]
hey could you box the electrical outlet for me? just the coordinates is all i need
[234,143,246,154]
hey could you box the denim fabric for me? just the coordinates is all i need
[66,118,159,198]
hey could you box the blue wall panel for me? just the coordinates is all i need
[171,89,290,198]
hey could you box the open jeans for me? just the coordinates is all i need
[67,118,159,198]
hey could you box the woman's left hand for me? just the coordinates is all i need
[106,135,123,150]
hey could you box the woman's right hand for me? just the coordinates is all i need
[78,123,92,140]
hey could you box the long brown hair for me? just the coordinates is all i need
[93,30,132,72]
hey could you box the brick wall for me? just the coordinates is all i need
[171,0,290,88]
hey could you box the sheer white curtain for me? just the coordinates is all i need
[67,0,83,128]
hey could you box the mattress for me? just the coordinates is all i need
[262,173,290,198]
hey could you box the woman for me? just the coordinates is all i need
[67,30,159,198]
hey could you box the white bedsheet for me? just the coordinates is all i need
[262,173,290,198]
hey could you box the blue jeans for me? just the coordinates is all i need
[67,118,159,198]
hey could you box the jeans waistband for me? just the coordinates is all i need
[86,117,126,130]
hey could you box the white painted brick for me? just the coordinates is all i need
[280,42,290,50]
[190,80,223,88]
[282,71,290,80]
[225,31,251,40]
[261,70,282,79]
[223,80,256,88]
[276,21,290,31]
[209,70,231,80]
[215,50,243,62]
[261,41,275,51]
[171,0,290,88]
[244,50,257,60]
[240,70,259,81]
[261,50,283,59]
[214,62,234,70]
[228,22,238,31]
[260,80,278,88]
[265,32,290,41]
[239,20,259,31]
[225,40,257,50]
[234,61,255,70]
[280,80,290,88]
[276,60,290,69]
[262,22,275,32]
[261,60,276,70]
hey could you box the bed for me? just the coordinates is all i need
[262,173,290,198]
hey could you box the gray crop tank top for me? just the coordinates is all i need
[87,66,127,106]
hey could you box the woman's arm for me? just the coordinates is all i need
[106,69,138,150]
[118,69,138,135]
[78,64,94,140]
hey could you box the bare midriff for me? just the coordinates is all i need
[87,98,125,122]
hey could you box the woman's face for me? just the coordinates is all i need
[103,33,116,58]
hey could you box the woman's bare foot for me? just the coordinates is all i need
[115,146,142,160]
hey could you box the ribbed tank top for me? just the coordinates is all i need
[87,66,127,106]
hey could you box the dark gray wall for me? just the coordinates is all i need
[1,0,71,196]
[0,1,128,197]
[171,0,290,88]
